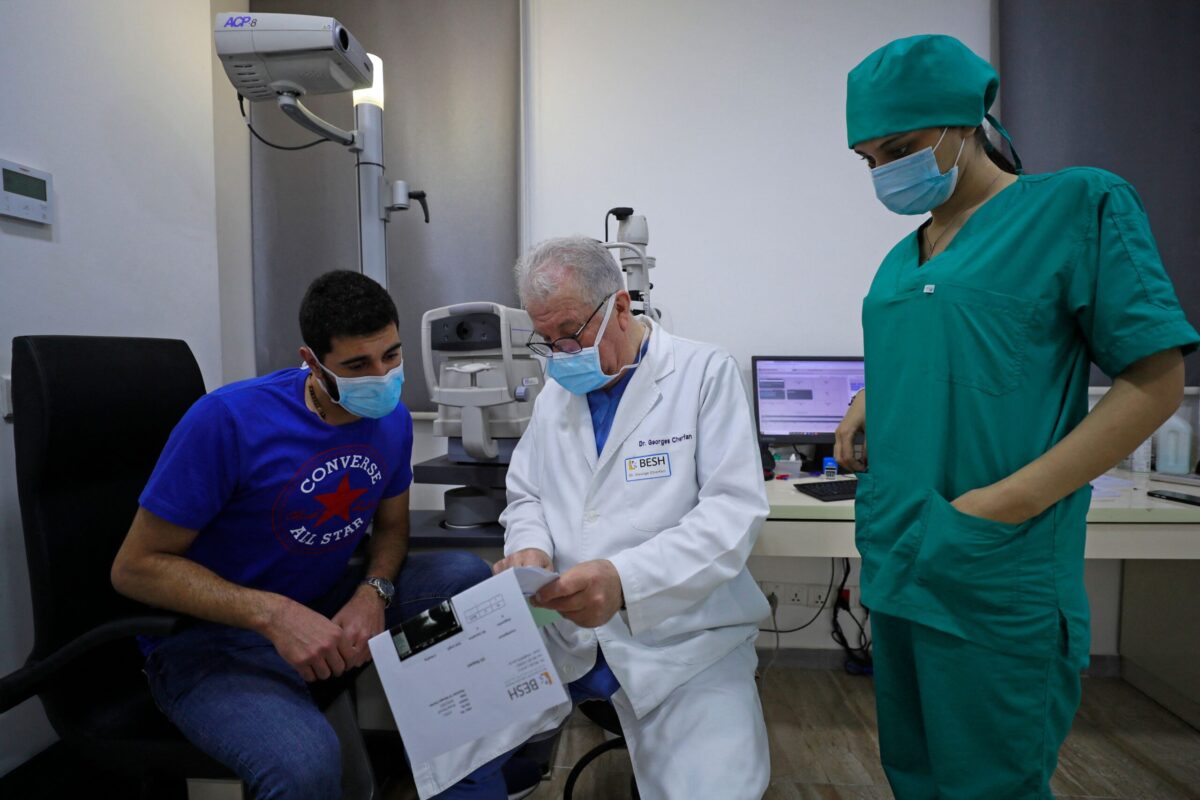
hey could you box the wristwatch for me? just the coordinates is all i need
[362,576,395,608]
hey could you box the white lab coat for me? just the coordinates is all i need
[410,319,771,798]
[504,317,771,713]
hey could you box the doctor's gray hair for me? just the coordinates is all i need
[515,235,623,308]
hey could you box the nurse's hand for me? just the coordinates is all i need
[835,389,868,472]
[492,547,553,575]
[532,559,624,628]
[951,486,1030,526]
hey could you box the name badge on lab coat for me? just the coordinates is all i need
[625,452,672,482]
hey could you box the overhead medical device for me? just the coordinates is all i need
[214,13,428,288]
[604,207,661,323]
[420,303,542,528]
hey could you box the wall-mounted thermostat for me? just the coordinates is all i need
[1,159,52,225]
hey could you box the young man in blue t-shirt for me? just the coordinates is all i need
[111,271,509,799]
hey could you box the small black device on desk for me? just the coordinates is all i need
[794,478,858,502]
[1146,489,1200,507]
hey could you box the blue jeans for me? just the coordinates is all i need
[144,551,508,800]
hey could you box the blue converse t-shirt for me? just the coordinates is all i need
[139,367,413,608]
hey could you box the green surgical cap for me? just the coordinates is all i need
[846,34,999,148]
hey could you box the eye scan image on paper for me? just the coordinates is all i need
[392,600,463,662]
[368,568,568,766]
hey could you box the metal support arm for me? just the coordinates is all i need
[277,93,356,147]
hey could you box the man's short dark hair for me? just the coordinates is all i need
[299,270,399,360]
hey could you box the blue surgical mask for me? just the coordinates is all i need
[546,296,640,395]
[871,128,965,215]
[317,361,405,419]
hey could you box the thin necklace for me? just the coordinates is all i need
[924,171,1005,260]
[307,375,327,420]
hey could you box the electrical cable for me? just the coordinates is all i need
[833,607,872,675]
[759,559,836,634]
[758,596,782,682]
[238,94,330,151]
[830,557,873,674]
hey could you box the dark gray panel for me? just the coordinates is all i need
[247,0,520,409]
[999,0,1200,383]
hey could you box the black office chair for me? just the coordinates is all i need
[0,335,376,799]
[563,700,639,800]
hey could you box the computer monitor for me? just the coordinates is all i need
[751,356,865,445]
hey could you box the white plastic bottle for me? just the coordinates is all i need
[1153,414,1193,475]
[1130,437,1152,474]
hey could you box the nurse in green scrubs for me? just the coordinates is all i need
[833,34,1199,799]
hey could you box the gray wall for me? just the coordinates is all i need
[249,0,521,409]
[998,0,1200,383]
[214,0,257,384]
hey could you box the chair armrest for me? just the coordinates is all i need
[0,615,181,713]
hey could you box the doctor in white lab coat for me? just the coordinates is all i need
[494,235,772,799]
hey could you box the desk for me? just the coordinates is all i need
[756,469,1200,559]
[756,469,1200,729]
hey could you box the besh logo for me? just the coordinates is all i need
[223,16,255,28]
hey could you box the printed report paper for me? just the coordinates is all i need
[367,567,568,765]
[512,565,559,596]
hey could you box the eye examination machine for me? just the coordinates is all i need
[415,303,542,533]
[604,206,665,325]
[213,12,429,287]
[408,207,667,539]
[211,13,668,543]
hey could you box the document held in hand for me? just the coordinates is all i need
[367,567,568,765]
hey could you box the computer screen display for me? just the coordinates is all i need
[752,356,865,444]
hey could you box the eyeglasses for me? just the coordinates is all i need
[525,293,614,357]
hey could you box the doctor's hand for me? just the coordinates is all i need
[532,559,624,629]
[260,596,349,682]
[492,548,553,575]
[330,585,387,670]
[835,389,868,472]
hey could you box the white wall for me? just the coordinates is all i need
[518,0,993,657]
[0,0,224,775]
[521,0,992,369]
[516,0,1182,660]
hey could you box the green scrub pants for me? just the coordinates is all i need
[871,612,1081,799]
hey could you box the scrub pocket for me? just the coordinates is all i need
[852,472,877,558]
[920,284,1036,397]
[914,490,1030,616]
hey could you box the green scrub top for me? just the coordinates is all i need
[857,167,1199,667]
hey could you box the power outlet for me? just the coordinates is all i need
[759,581,808,606]
[809,585,830,608]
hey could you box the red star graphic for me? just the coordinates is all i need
[313,475,369,526]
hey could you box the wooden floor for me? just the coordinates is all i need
[525,670,1200,800]
[9,673,1195,799]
